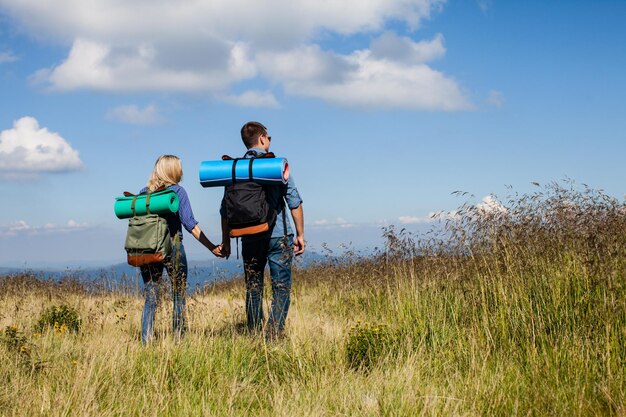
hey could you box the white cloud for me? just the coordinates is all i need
[4,220,29,234]
[258,35,471,110]
[1,0,472,110]
[258,44,353,84]
[0,0,444,44]
[221,91,280,108]
[399,215,431,224]
[0,219,88,236]
[370,32,446,63]
[311,218,353,229]
[399,210,459,224]
[0,116,83,175]
[31,38,256,92]
[0,50,18,63]
[477,0,491,13]
[487,90,504,108]
[400,199,507,226]
[476,195,507,214]
[106,104,163,125]
[336,218,353,228]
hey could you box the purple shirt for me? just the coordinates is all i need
[140,184,198,241]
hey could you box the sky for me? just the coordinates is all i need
[0,0,625,267]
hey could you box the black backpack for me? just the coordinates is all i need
[223,152,280,237]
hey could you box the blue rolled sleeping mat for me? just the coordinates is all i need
[199,155,289,188]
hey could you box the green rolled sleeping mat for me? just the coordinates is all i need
[114,189,180,219]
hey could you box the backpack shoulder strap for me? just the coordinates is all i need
[223,151,274,160]
[282,197,287,238]
[243,150,275,158]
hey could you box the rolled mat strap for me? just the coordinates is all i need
[145,191,152,215]
[130,195,138,217]
[231,159,238,184]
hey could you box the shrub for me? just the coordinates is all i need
[35,304,82,333]
[345,321,392,371]
[1,325,28,353]
[1,325,43,371]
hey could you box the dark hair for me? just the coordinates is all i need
[241,121,267,149]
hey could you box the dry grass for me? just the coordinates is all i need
[1,181,625,416]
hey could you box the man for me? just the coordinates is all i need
[221,121,305,340]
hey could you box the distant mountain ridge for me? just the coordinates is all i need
[0,251,330,290]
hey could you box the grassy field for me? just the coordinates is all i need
[1,182,625,416]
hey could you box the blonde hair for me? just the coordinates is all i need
[147,155,183,191]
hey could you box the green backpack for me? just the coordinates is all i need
[123,191,174,267]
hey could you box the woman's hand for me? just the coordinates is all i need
[192,225,227,258]
[211,244,225,258]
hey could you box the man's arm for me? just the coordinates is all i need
[291,204,305,255]
[220,217,231,259]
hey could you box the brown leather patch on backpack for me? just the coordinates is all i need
[127,253,166,267]
[229,223,270,238]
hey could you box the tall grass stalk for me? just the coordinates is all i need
[1,182,624,415]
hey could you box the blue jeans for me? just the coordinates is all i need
[140,243,187,344]
[242,235,294,334]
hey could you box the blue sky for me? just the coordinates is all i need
[0,0,625,266]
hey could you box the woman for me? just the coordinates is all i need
[140,155,223,344]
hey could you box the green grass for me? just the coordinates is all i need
[1,182,624,416]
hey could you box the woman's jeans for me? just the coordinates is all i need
[241,235,294,334]
[140,243,187,344]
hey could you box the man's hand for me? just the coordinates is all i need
[220,217,231,259]
[221,242,231,259]
[293,235,305,256]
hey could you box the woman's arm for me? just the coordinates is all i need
[191,224,224,257]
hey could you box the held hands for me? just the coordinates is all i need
[210,243,227,258]
[210,237,300,257]
[219,242,231,260]
[193,226,227,258]
[217,241,230,259]
[212,238,300,257]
